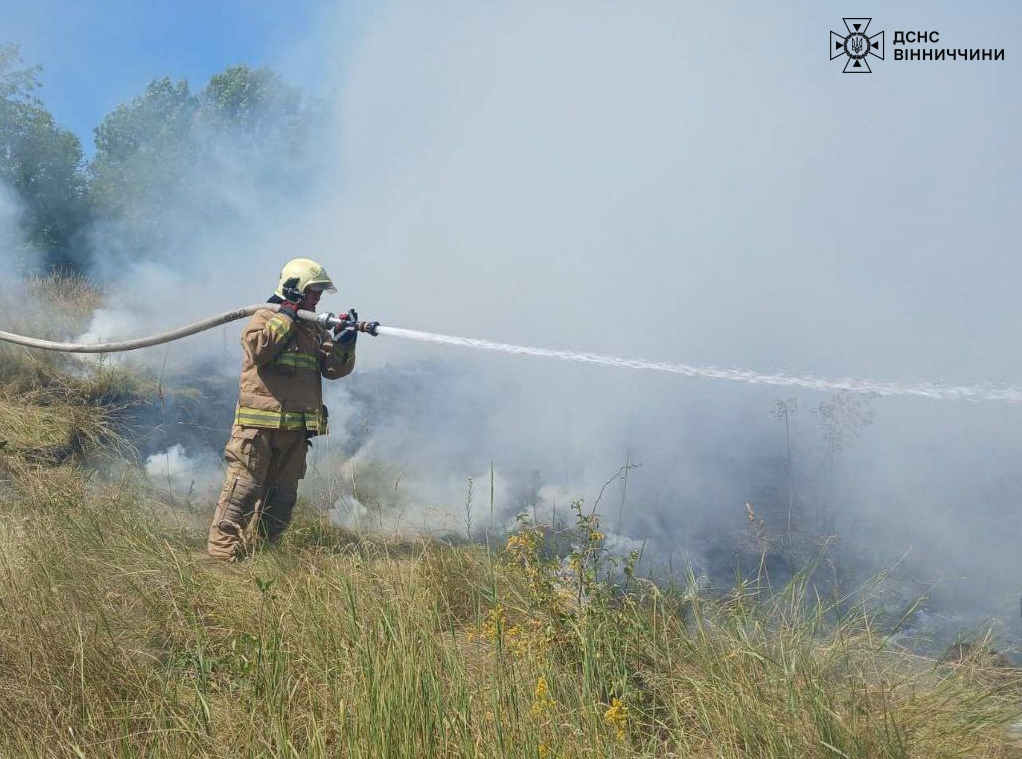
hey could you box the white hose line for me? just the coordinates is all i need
[0,304,308,353]
[376,325,1022,404]
[3,309,1019,403]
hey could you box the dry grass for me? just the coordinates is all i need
[1,279,1022,757]
[0,460,1020,758]
[0,275,148,475]
[1,273,156,404]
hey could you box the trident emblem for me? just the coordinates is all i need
[830,18,884,73]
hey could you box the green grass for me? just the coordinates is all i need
[0,462,1020,758]
[2,278,1022,758]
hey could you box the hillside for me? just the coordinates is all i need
[1,279,1021,758]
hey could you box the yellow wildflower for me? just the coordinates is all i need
[604,697,628,741]
[531,676,557,716]
[480,605,505,642]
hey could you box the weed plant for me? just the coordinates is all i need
[0,459,1020,757]
[1,281,1021,757]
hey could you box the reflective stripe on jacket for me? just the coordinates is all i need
[233,308,355,435]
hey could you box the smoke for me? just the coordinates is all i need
[144,443,221,495]
[0,180,37,278]
[41,1,1022,642]
[301,0,1021,638]
[74,75,342,368]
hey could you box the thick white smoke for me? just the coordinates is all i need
[17,0,1020,641]
[0,180,37,278]
[296,0,1022,637]
[144,443,221,495]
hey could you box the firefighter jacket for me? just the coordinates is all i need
[232,308,355,435]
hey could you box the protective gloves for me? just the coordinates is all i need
[334,308,359,346]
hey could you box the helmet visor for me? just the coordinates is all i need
[306,277,337,294]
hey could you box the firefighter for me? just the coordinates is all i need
[207,257,357,560]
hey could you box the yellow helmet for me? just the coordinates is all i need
[274,257,337,298]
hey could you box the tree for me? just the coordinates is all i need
[87,64,325,262]
[200,64,303,135]
[0,43,87,270]
[88,77,197,254]
[195,64,325,199]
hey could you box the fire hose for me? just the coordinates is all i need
[3,305,1022,403]
[0,304,378,353]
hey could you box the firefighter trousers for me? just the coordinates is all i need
[207,426,308,560]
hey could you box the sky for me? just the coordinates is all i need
[0,0,344,155]
[3,0,1022,638]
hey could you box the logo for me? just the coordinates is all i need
[831,18,884,72]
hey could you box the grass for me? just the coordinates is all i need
[1,461,1021,758]
[1,277,1022,757]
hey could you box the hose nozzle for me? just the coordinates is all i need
[315,312,338,330]
[313,311,380,336]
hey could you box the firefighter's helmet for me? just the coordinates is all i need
[274,258,337,298]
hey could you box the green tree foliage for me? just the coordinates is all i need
[0,43,87,270]
[88,77,197,253]
[88,64,323,261]
[0,48,324,272]
[195,64,325,213]
[200,64,304,139]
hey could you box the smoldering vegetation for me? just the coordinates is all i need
[2,0,1021,665]
[79,344,1022,657]
[4,298,1022,757]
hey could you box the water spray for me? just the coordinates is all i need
[1,305,1020,403]
[377,326,1022,403]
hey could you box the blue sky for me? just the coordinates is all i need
[0,0,345,154]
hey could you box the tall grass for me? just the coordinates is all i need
[0,461,1020,758]
[1,273,155,404]
[1,278,1021,757]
